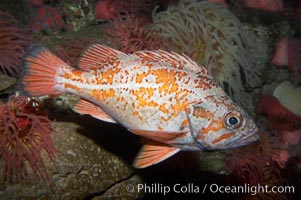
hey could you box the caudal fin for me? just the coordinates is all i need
[20,44,69,97]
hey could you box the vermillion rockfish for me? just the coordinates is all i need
[20,44,258,168]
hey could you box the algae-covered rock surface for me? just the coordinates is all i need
[0,121,142,199]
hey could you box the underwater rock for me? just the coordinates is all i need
[48,94,80,112]
[0,121,142,199]
[198,152,228,175]
[60,0,95,32]
[0,73,16,93]
[241,23,273,98]
[273,81,301,118]
[92,175,144,200]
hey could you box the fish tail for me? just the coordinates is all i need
[20,44,70,97]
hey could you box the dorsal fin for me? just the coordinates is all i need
[134,144,180,168]
[133,50,200,72]
[73,99,116,123]
[78,44,127,71]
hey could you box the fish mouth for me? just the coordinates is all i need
[226,124,259,148]
[235,131,259,146]
[192,128,259,151]
[191,117,259,151]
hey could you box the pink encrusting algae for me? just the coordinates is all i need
[0,95,56,182]
[95,0,122,20]
[237,0,283,12]
[95,0,158,21]
[256,95,301,132]
[29,5,65,32]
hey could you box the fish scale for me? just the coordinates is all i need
[56,53,215,131]
[21,44,259,168]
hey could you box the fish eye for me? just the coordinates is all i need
[228,116,238,125]
[223,111,243,129]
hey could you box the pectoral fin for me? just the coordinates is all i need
[73,99,116,123]
[129,129,188,144]
[134,144,180,168]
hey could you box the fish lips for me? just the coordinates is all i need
[225,122,259,149]
[192,122,259,151]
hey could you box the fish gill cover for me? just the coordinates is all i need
[151,1,261,108]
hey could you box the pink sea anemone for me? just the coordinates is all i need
[227,149,265,185]
[226,131,287,199]
[105,15,170,53]
[0,12,32,76]
[0,95,56,182]
[53,37,95,67]
[271,37,301,84]
[227,131,283,183]
[272,150,290,168]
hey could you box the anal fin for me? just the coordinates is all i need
[134,144,180,168]
[73,99,116,123]
[129,129,188,144]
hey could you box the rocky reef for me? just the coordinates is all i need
[0,121,142,199]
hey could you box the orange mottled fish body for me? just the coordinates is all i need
[21,44,258,168]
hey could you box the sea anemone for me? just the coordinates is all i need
[105,14,171,53]
[0,95,56,182]
[226,131,287,200]
[0,11,32,76]
[53,37,95,67]
[151,1,260,107]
